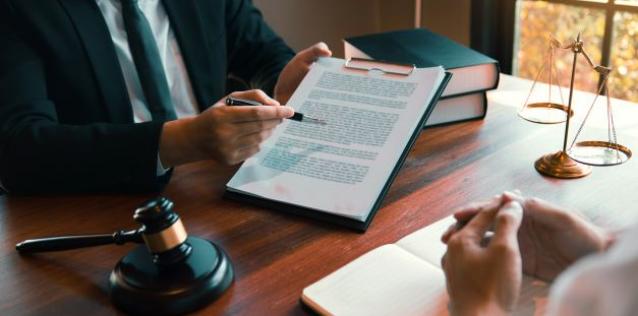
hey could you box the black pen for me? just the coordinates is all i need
[225,97,326,125]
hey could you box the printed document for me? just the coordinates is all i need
[226,57,446,222]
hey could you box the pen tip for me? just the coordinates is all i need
[307,117,327,125]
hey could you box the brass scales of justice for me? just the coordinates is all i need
[518,33,632,179]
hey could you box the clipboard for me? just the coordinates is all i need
[225,58,452,232]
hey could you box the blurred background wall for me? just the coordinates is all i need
[252,0,472,57]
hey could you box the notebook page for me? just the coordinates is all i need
[396,216,550,315]
[396,216,456,267]
[227,57,445,221]
[302,216,551,315]
[301,245,448,316]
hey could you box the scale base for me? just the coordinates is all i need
[109,237,234,315]
[535,150,592,179]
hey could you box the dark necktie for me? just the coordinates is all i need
[120,0,177,121]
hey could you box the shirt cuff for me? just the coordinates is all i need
[156,153,171,176]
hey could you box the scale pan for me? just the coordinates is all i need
[519,102,574,124]
[568,141,632,166]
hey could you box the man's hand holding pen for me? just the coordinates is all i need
[159,89,294,167]
[225,97,326,125]
[157,43,331,170]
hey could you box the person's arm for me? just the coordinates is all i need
[443,192,611,282]
[0,4,294,194]
[0,8,166,193]
[158,90,293,168]
[224,0,295,95]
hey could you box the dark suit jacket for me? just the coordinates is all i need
[0,0,295,193]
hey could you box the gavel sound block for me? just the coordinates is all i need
[16,197,234,315]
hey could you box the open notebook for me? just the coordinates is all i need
[302,216,550,315]
[226,58,450,231]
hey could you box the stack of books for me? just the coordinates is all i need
[344,28,500,127]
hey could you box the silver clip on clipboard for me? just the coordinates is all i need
[344,57,416,76]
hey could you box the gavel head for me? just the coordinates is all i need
[134,197,192,265]
[110,197,235,315]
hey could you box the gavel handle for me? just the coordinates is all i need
[16,229,142,253]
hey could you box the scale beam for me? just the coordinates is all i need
[520,32,632,179]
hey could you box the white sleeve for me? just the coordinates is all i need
[156,153,171,176]
[546,225,638,316]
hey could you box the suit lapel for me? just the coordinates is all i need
[162,0,218,111]
[58,0,133,123]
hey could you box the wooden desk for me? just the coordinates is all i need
[2,75,638,315]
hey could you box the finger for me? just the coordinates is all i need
[502,190,525,204]
[490,201,523,248]
[480,233,493,248]
[229,89,280,106]
[234,128,276,149]
[457,207,499,242]
[441,219,477,243]
[522,197,564,214]
[297,42,332,64]
[522,197,581,227]
[452,194,504,222]
[441,223,458,244]
[440,253,448,269]
[453,208,481,222]
[223,105,294,122]
[234,119,283,136]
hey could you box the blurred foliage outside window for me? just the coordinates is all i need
[514,0,638,103]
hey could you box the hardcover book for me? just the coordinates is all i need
[345,28,499,126]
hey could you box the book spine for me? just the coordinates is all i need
[424,92,488,129]
[439,62,500,100]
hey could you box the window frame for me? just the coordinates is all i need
[471,0,517,74]
[514,0,638,87]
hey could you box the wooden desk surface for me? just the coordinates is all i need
[2,75,638,315]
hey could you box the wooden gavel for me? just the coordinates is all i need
[15,197,234,315]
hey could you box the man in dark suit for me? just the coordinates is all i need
[0,0,331,193]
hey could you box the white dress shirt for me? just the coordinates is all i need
[0,1,202,191]
[547,224,638,316]
[97,0,201,175]
[96,0,199,122]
